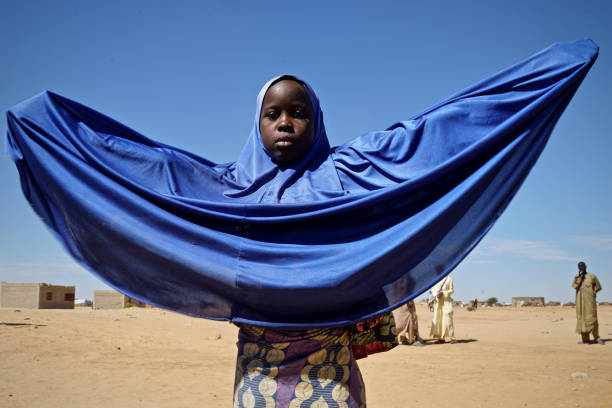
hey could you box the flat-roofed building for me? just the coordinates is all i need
[512,296,545,307]
[1,282,75,309]
[93,290,146,309]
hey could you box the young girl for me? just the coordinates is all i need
[233,76,398,408]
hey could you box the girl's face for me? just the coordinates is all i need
[259,79,315,164]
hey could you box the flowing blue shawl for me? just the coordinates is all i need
[5,39,597,328]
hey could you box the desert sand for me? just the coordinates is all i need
[1,304,611,408]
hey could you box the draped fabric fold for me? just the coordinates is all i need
[5,39,597,328]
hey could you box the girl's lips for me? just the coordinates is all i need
[275,138,295,147]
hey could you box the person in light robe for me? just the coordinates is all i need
[573,262,603,345]
[426,290,435,312]
[392,300,424,346]
[429,275,456,344]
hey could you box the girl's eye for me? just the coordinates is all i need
[265,112,278,120]
[293,110,306,119]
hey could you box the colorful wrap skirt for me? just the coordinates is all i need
[234,313,397,408]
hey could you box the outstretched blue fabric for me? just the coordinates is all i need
[5,39,597,328]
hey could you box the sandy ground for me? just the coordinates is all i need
[1,304,611,408]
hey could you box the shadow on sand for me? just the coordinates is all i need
[0,322,47,328]
[422,338,478,345]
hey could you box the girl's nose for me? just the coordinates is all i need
[278,111,290,124]
[277,112,293,132]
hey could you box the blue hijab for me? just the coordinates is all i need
[6,39,597,328]
[226,75,344,203]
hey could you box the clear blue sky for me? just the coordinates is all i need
[1,1,610,303]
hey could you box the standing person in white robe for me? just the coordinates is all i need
[430,275,456,343]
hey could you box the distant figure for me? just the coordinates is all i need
[430,275,456,343]
[573,262,603,345]
[392,300,424,346]
[427,290,435,312]
[473,298,478,310]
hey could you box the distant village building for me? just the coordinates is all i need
[0,282,75,309]
[512,296,545,307]
[75,298,93,307]
[93,290,147,309]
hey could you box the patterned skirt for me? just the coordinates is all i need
[233,313,397,408]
